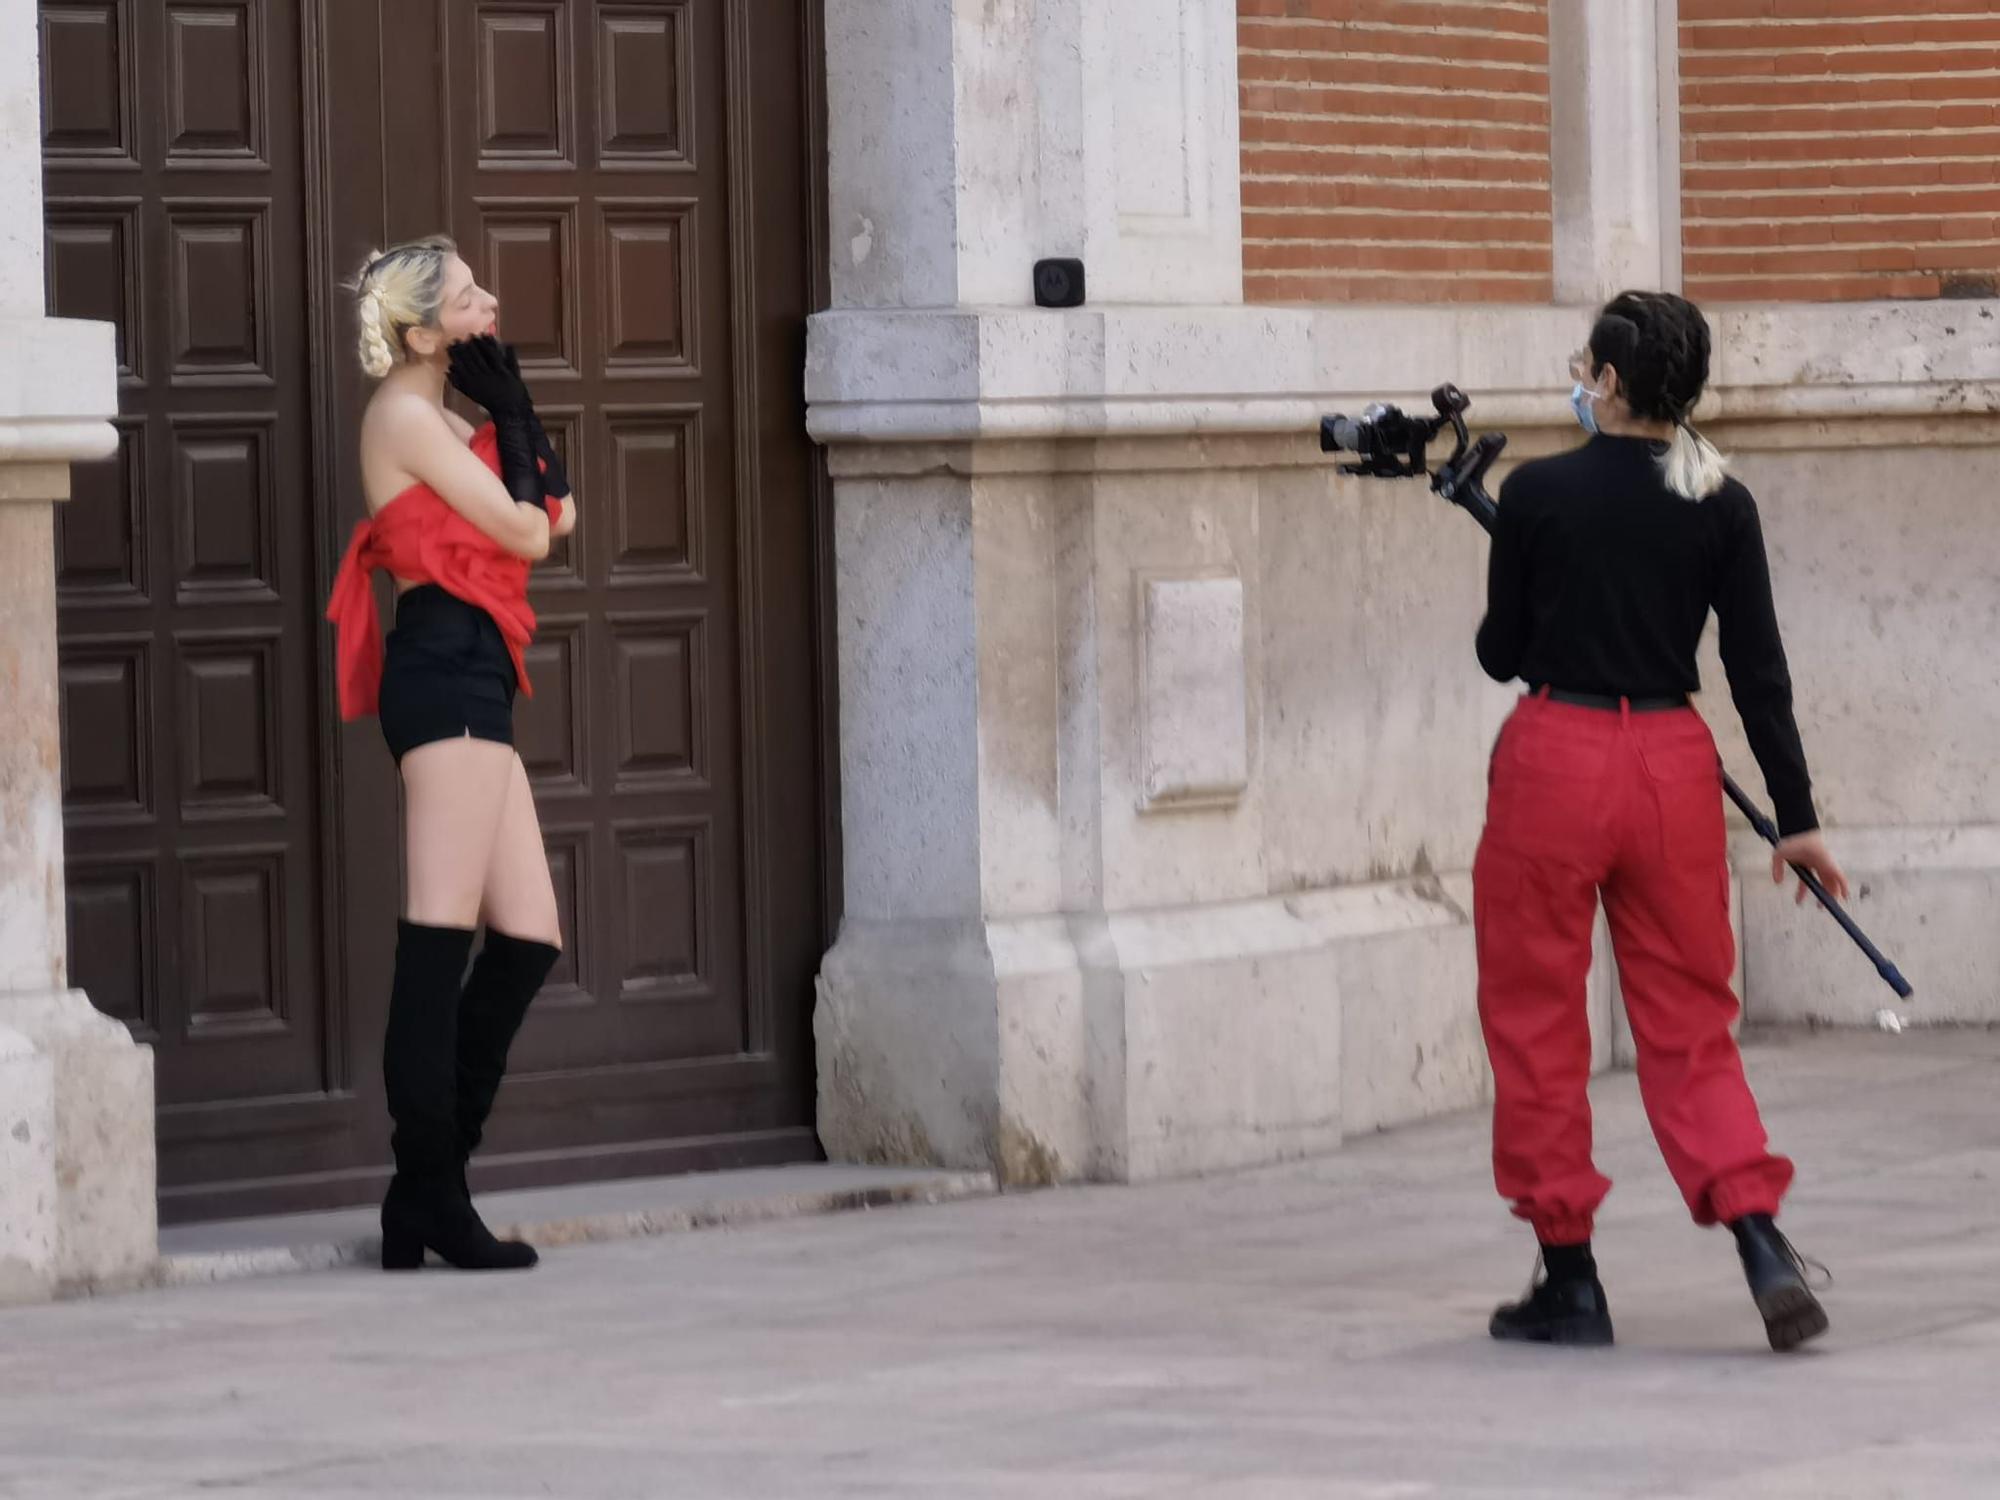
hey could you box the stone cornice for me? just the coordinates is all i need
[806,301,2000,448]
[0,317,119,495]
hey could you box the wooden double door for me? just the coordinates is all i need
[40,0,830,1221]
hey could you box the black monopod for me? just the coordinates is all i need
[1320,384,1913,1001]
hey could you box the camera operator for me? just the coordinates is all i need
[1473,291,1847,1353]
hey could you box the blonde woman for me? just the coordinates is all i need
[326,237,578,1270]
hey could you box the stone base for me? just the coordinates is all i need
[0,990,156,1299]
[819,875,1628,1186]
[0,1025,58,1304]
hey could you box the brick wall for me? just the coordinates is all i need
[1238,1,1553,304]
[1683,2,2000,302]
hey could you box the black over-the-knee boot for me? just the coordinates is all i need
[456,928,561,1183]
[380,920,538,1271]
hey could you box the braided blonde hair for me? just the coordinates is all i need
[349,236,456,379]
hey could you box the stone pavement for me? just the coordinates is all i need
[3,1029,1998,1499]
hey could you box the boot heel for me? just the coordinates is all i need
[381,1229,425,1271]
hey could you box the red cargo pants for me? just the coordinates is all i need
[1472,693,1794,1244]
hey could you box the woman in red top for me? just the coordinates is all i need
[332,236,578,1271]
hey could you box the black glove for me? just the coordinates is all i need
[489,413,546,512]
[528,414,571,503]
[445,335,534,419]
[448,336,548,513]
[493,342,570,504]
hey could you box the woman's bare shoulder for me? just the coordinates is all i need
[363,386,451,445]
[359,390,461,514]
[440,406,479,444]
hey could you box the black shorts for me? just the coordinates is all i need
[378,585,517,765]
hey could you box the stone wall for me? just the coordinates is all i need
[808,279,1991,1183]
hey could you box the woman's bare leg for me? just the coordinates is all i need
[400,736,517,927]
[477,755,560,945]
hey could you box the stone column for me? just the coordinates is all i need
[1548,0,1680,304]
[0,0,154,1302]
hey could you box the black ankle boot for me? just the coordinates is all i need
[1490,1243,1614,1347]
[1730,1213,1828,1352]
[381,920,538,1272]
[456,929,561,1190]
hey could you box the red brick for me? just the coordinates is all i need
[1250,240,1552,274]
[1246,113,1548,155]
[1239,81,1550,128]
[1683,46,2000,80]
[1689,130,2000,164]
[1682,102,1955,134]
[1244,143,1550,186]
[1685,273,1944,302]
[1685,245,1923,275]
[1683,18,2000,51]
[1241,175,1553,216]
[1242,210,1552,245]
[1244,270,1551,304]
[1237,0,1546,34]
[1683,187,2000,219]
[1683,217,1946,249]
[1239,51,1550,97]
[1683,0,2000,20]
[1240,18,1548,68]
[1684,74,2000,109]
[1916,243,2000,272]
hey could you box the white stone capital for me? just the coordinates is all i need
[0,317,121,492]
[825,0,1241,310]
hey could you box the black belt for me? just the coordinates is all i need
[1533,687,1689,713]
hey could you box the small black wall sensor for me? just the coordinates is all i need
[1033,258,1086,309]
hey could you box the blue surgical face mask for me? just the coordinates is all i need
[1570,381,1600,435]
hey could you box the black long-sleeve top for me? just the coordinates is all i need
[1475,433,1818,836]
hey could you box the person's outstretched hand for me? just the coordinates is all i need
[1772,830,1849,905]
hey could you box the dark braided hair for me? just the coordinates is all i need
[1586,291,1709,425]
[1584,290,1727,499]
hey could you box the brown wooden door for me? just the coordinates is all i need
[42,0,347,1193]
[43,0,830,1221]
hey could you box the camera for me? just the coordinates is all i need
[1321,385,1471,480]
[1317,383,1505,520]
[1319,403,1431,477]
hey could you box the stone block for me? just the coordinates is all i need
[1340,908,1490,1138]
[0,990,157,1291]
[0,1025,57,1306]
[1115,941,1341,1181]
[1137,570,1248,810]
